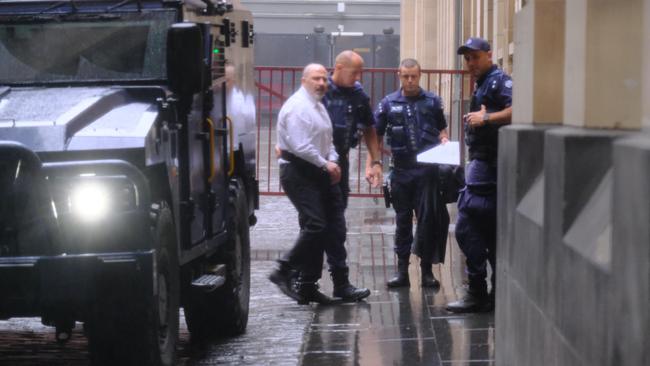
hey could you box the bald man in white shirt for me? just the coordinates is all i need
[269,64,345,305]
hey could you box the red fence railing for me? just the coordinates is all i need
[255,66,473,197]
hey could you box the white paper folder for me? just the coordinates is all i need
[416,141,461,166]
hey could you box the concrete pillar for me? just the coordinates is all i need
[400,0,438,68]
[497,125,551,366]
[462,0,472,40]
[499,1,650,365]
[564,0,643,130]
[420,0,438,70]
[512,0,565,124]
[611,136,650,366]
[400,0,417,60]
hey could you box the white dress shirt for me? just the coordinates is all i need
[276,86,338,167]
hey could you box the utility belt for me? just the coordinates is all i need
[466,183,496,196]
[391,154,423,169]
[468,147,498,165]
[280,150,329,181]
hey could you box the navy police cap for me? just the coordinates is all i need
[457,37,491,54]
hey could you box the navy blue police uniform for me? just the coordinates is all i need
[375,88,450,269]
[455,64,512,300]
[318,77,375,272]
[322,77,376,207]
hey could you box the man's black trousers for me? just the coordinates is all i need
[280,162,346,282]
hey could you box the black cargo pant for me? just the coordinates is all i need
[391,163,449,264]
[455,159,497,294]
[280,162,346,283]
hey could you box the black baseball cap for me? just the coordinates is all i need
[457,37,491,54]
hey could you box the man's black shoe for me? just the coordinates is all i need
[333,284,371,302]
[421,271,440,288]
[446,291,491,313]
[330,267,371,301]
[386,272,410,287]
[387,257,410,288]
[386,274,410,287]
[296,283,342,305]
[269,268,301,302]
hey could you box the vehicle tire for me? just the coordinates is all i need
[86,203,179,366]
[184,179,251,340]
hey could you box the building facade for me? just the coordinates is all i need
[241,0,400,36]
[402,0,650,365]
[401,0,518,73]
[241,0,401,68]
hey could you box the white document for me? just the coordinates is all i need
[416,141,461,166]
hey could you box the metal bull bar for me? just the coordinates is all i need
[0,142,151,209]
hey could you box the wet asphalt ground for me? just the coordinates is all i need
[0,195,494,365]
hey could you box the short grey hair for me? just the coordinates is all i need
[399,58,421,71]
[302,63,326,78]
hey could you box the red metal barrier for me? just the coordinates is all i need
[255,66,473,197]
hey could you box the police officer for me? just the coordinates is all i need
[269,63,343,305]
[446,37,512,313]
[375,58,450,288]
[324,50,383,204]
[319,50,382,301]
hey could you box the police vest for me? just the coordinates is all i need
[386,97,442,158]
[465,67,512,162]
[327,96,359,153]
[326,85,372,153]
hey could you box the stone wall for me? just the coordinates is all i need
[497,126,650,366]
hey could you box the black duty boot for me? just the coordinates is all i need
[420,262,440,288]
[268,260,300,301]
[331,268,371,302]
[387,256,410,288]
[295,281,341,305]
[446,290,490,313]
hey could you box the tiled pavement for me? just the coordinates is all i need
[0,195,494,365]
[243,195,495,366]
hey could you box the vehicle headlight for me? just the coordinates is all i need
[50,175,138,224]
[69,183,111,222]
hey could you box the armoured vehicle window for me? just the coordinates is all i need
[0,11,176,84]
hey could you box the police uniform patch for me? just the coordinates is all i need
[505,80,513,88]
[390,105,403,113]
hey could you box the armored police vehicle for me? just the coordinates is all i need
[0,0,258,364]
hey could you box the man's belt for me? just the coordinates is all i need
[280,150,328,179]
[392,154,420,169]
[280,150,309,165]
